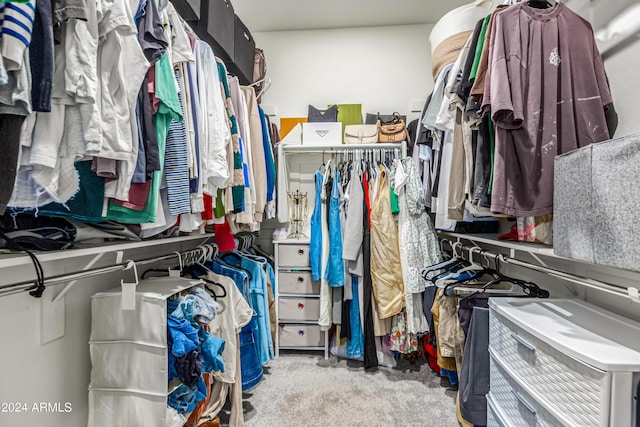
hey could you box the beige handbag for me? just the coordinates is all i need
[344,124,378,144]
[377,119,408,143]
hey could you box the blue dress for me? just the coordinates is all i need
[326,167,344,287]
[309,169,324,281]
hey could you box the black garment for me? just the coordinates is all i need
[471,116,492,208]
[422,285,438,346]
[0,115,25,215]
[340,298,352,340]
[415,94,434,147]
[457,296,489,337]
[174,349,203,388]
[459,307,490,426]
[605,103,618,139]
[138,75,161,177]
[362,173,378,370]
[430,130,446,200]
[407,119,418,157]
[30,0,54,112]
[324,172,333,226]
[453,18,485,102]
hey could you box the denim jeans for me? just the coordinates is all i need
[218,254,274,364]
[208,260,263,391]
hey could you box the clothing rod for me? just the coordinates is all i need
[439,238,638,303]
[283,150,402,155]
[497,255,636,300]
[0,246,212,298]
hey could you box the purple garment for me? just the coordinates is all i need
[484,2,612,216]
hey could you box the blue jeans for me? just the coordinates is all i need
[346,276,364,359]
[208,260,264,391]
[219,253,274,364]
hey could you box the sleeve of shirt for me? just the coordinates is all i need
[488,12,524,130]
[342,170,364,262]
[592,35,613,108]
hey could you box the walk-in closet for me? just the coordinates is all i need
[1,0,640,426]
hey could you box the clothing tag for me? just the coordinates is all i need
[169,268,181,278]
[121,282,137,310]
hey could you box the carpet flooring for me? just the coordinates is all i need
[222,352,459,426]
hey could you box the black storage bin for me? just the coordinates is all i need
[230,14,256,85]
[197,0,235,62]
[172,0,200,21]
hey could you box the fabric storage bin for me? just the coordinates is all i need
[90,293,168,344]
[88,277,203,427]
[278,244,310,268]
[229,14,255,85]
[89,342,167,392]
[88,390,167,427]
[278,271,320,295]
[278,324,323,347]
[278,298,320,321]
[197,0,235,62]
[171,0,200,21]
[554,132,640,271]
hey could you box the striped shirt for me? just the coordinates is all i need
[165,67,192,216]
[0,0,35,71]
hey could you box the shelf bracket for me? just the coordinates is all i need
[52,252,107,304]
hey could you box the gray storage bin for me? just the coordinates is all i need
[554,132,640,271]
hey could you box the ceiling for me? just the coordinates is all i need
[232,0,473,32]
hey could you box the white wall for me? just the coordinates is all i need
[604,37,640,138]
[255,24,434,125]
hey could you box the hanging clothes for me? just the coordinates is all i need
[483,2,613,216]
[326,165,344,287]
[319,159,333,331]
[309,169,324,281]
[369,165,404,320]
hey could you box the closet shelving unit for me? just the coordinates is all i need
[438,231,640,305]
[275,141,408,359]
[0,234,215,343]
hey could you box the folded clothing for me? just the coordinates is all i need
[168,377,207,414]
[174,349,202,387]
[190,287,220,324]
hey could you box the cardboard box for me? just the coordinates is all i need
[302,122,343,145]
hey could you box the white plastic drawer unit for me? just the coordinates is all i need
[278,243,311,268]
[278,271,320,295]
[278,324,324,348]
[488,354,563,427]
[487,395,508,427]
[489,299,640,427]
[278,297,320,321]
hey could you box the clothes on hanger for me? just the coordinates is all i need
[1,0,276,239]
[416,0,616,246]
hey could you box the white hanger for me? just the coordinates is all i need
[473,0,493,7]
[257,78,272,99]
[250,76,270,87]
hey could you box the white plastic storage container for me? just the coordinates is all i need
[488,298,640,427]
